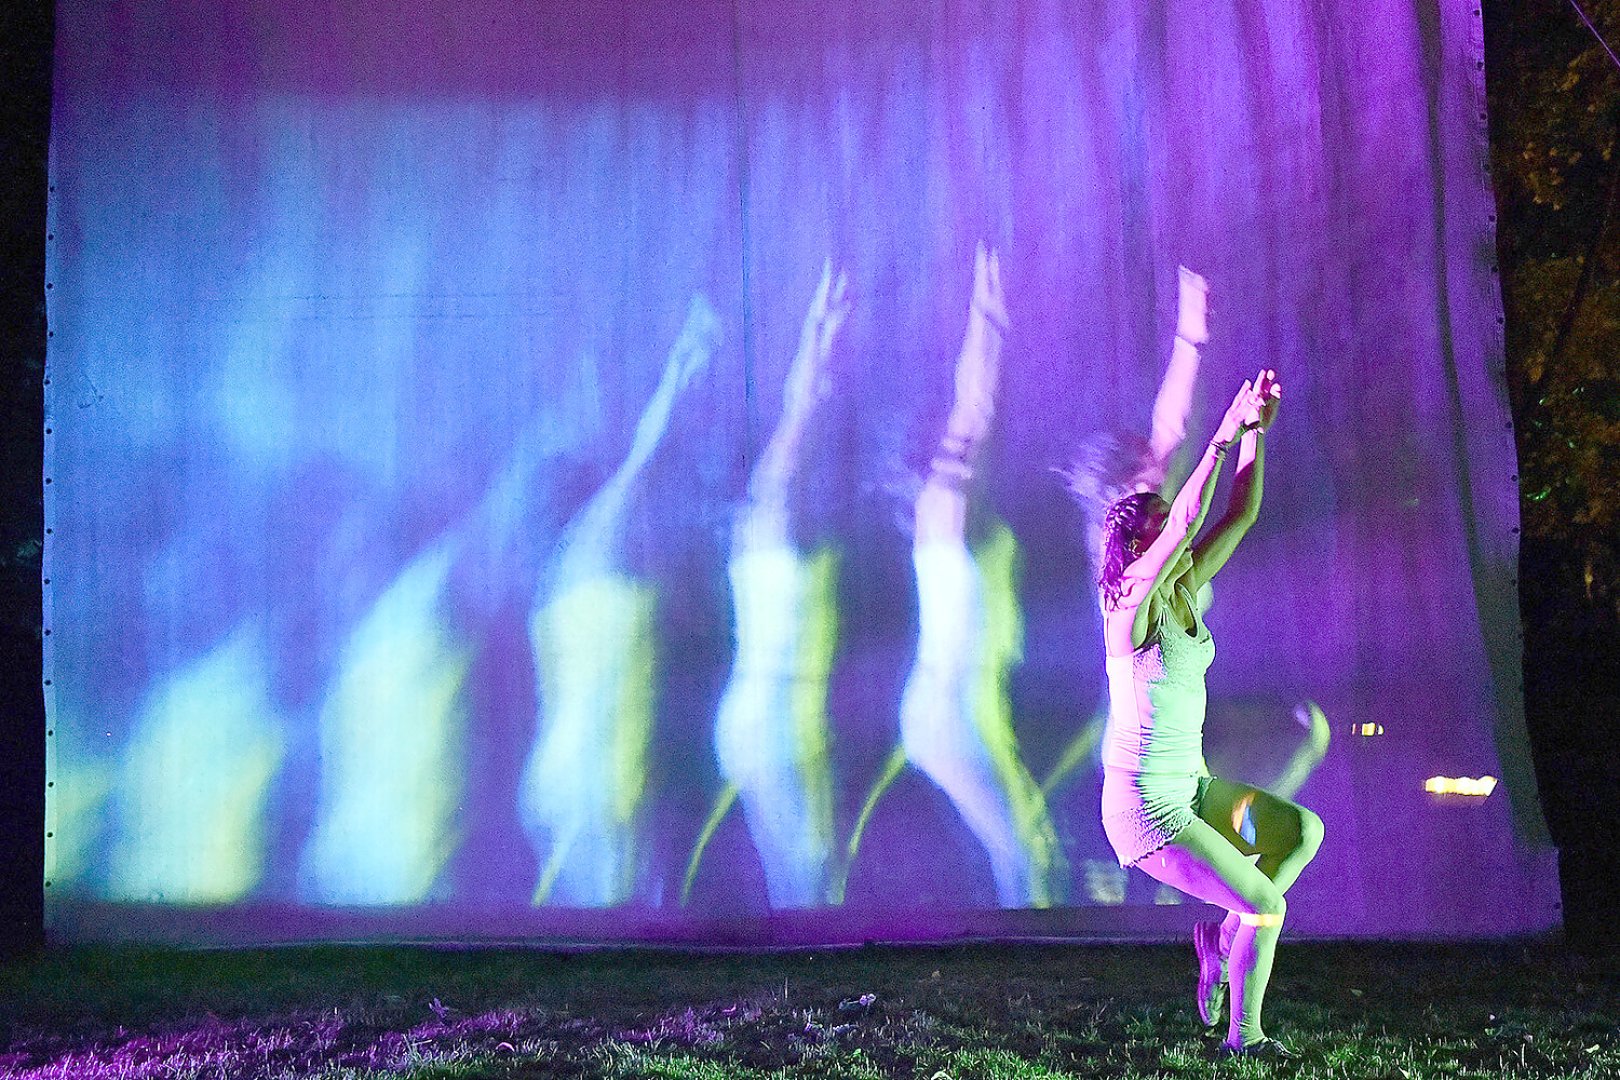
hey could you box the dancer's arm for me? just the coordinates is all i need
[916,243,1006,544]
[1111,378,1266,649]
[740,262,849,550]
[1190,369,1279,591]
[556,295,720,581]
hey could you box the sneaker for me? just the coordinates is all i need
[1193,919,1227,1027]
[1219,1037,1296,1059]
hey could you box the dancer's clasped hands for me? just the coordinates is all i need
[1216,369,1281,444]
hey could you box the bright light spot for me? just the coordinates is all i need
[1231,791,1257,838]
[1424,775,1498,797]
[1352,723,1384,736]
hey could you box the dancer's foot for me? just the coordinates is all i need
[1295,699,1332,755]
[1219,1037,1296,1059]
[1193,919,1227,1027]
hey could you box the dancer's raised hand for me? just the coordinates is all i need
[668,294,722,390]
[1216,378,1266,442]
[972,241,1009,333]
[809,259,853,353]
[789,260,851,409]
[1254,368,1282,431]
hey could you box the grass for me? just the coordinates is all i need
[0,938,1615,1078]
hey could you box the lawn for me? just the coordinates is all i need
[0,939,1614,1078]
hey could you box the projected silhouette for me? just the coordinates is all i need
[108,626,286,904]
[521,296,721,907]
[298,542,472,905]
[847,245,1064,908]
[293,395,598,907]
[687,263,851,909]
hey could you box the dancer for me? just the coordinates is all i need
[1097,369,1322,1055]
[521,296,720,907]
[698,262,849,908]
[849,243,1062,908]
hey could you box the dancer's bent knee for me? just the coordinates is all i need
[1233,883,1286,924]
[1298,808,1325,859]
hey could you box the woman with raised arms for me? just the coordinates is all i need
[1096,368,1322,1056]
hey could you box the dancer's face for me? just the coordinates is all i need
[1132,497,1171,555]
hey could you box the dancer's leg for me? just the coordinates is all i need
[1198,778,1324,894]
[1195,778,1324,1035]
[1131,817,1285,1049]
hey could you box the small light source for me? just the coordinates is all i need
[1425,775,1498,797]
[1352,723,1384,736]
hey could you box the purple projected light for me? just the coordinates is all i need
[40,0,1552,943]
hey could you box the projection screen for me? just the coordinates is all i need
[42,0,1557,943]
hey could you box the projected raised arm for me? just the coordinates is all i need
[524,295,719,908]
[741,261,850,550]
[1063,265,1209,549]
[915,243,1006,542]
[697,262,850,909]
[554,296,721,585]
[1145,266,1210,472]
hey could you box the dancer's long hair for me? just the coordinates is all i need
[1097,491,1165,610]
[1060,432,1158,508]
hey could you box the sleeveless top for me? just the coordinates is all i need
[1102,579,1215,774]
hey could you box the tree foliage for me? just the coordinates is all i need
[1489,0,1620,610]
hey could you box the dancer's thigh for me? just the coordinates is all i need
[1199,777,1320,863]
[1131,815,1280,916]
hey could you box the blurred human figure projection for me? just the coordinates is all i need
[521,296,720,907]
[692,261,851,909]
[849,244,1064,908]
